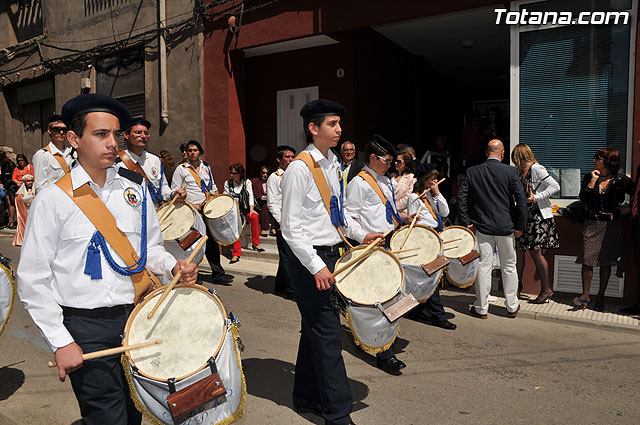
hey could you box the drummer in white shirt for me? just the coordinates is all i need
[32,114,76,194]
[171,140,233,285]
[343,135,415,374]
[406,163,457,330]
[266,145,296,299]
[17,93,198,425]
[114,117,185,205]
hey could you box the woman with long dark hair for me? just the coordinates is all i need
[0,152,17,228]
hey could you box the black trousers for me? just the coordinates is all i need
[274,229,294,296]
[63,305,141,425]
[290,250,353,425]
[633,216,640,303]
[424,287,447,322]
[204,220,226,280]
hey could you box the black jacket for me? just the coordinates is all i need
[457,158,527,236]
[344,159,365,183]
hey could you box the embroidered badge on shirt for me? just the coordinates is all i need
[124,187,142,207]
[151,167,158,178]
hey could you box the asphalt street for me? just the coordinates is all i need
[1,236,639,425]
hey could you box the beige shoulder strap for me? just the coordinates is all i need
[357,170,399,226]
[44,145,71,174]
[295,152,332,215]
[118,151,149,182]
[186,166,204,189]
[55,173,161,304]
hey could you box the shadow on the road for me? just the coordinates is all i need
[0,367,24,400]
[243,357,369,420]
[244,275,277,295]
[339,325,410,363]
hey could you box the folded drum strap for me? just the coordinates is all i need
[356,170,399,227]
[44,145,70,174]
[117,151,150,182]
[55,173,161,303]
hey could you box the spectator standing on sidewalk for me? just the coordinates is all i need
[458,139,527,319]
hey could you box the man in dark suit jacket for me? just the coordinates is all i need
[457,139,527,319]
[339,141,365,183]
[621,163,640,314]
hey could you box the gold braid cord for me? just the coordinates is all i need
[122,323,247,425]
[0,263,15,339]
[344,309,398,355]
[444,267,478,289]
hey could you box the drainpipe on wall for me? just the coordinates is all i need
[158,0,169,127]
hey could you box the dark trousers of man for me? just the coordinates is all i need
[290,249,353,425]
[633,217,640,306]
[204,221,226,280]
[424,287,447,322]
[274,229,294,297]
[62,305,141,425]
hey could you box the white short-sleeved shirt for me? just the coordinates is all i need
[32,142,75,194]
[171,161,217,205]
[114,150,171,201]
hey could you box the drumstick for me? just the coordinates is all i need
[399,205,423,249]
[444,245,458,250]
[331,230,392,278]
[47,339,162,367]
[390,247,420,254]
[147,235,208,320]
[158,183,187,222]
[418,178,446,199]
[443,238,462,244]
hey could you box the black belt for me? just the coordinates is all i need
[586,212,620,221]
[313,243,345,253]
[62,304,133,320]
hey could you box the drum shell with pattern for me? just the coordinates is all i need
[202,194,244,245]
[334,246,404,354]
[123,285,245,424]
[390,225,443,302]
[441,226,479,288]
[0,256,15,339]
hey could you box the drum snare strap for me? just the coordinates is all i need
[380,293,419,323]
[423,256,450,276]
[177,228,202,250]
[460,250,481,266]
[166,359,227,421]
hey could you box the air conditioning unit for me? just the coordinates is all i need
[553,255,624,297]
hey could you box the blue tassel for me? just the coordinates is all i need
[84,240,103,280]
[330,195,343,227]
[386,202,394,224]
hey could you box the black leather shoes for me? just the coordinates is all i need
[376,355,406,374]
[293,400,322,416]
[469,306,488,319]
[431,319,457,330]
[212,275,233,285]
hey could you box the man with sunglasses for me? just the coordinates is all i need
[343,135,414,374]
[115,117,185,205]
[32,114,75,194]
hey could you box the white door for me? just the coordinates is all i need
[277,86,318,154]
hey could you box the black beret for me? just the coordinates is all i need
[276,145,296,154]
[48,114,63,124]
[300,99,346,120]
[415,162,439,180]
[61,94,131,130]
[371,134,396,157]
[127,117,151,131]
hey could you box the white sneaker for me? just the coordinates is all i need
[487,295,498,302]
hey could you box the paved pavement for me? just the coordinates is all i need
[2,231,640,425]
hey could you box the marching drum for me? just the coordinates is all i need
[334,246,408,355]
[156,202,206,273]
[389,225,448,303]
[124,285,245,425]
[202,194,244,246]
[0,254,15,339]
[440,226,480,288]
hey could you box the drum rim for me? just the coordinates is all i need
[156,202,197,241]
[440,224,477,259]
[334,245,404,306]
[389,224,442,264]
[0,262,15,339]
[123,284,228,382]
[203,194,236,219]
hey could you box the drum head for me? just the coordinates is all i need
[335,246,403,305]
[157,203,196,241]
[203,195,235,220]
[125,285,227,381]
[441,226,476,259]
[0,261,14,338]
[389,225,441,266]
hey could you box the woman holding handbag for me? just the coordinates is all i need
[224,163,264,264]
[511,144,560,304]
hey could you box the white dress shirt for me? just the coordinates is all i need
[407,192,449,229]
[17,165,176,351]
[344,165,398,244]
[266,168,284,223]
[114,150,171,201]
[32,142,75,194]
[171,161,217,205]
[223,178,254,207]
[281,144,342,275]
